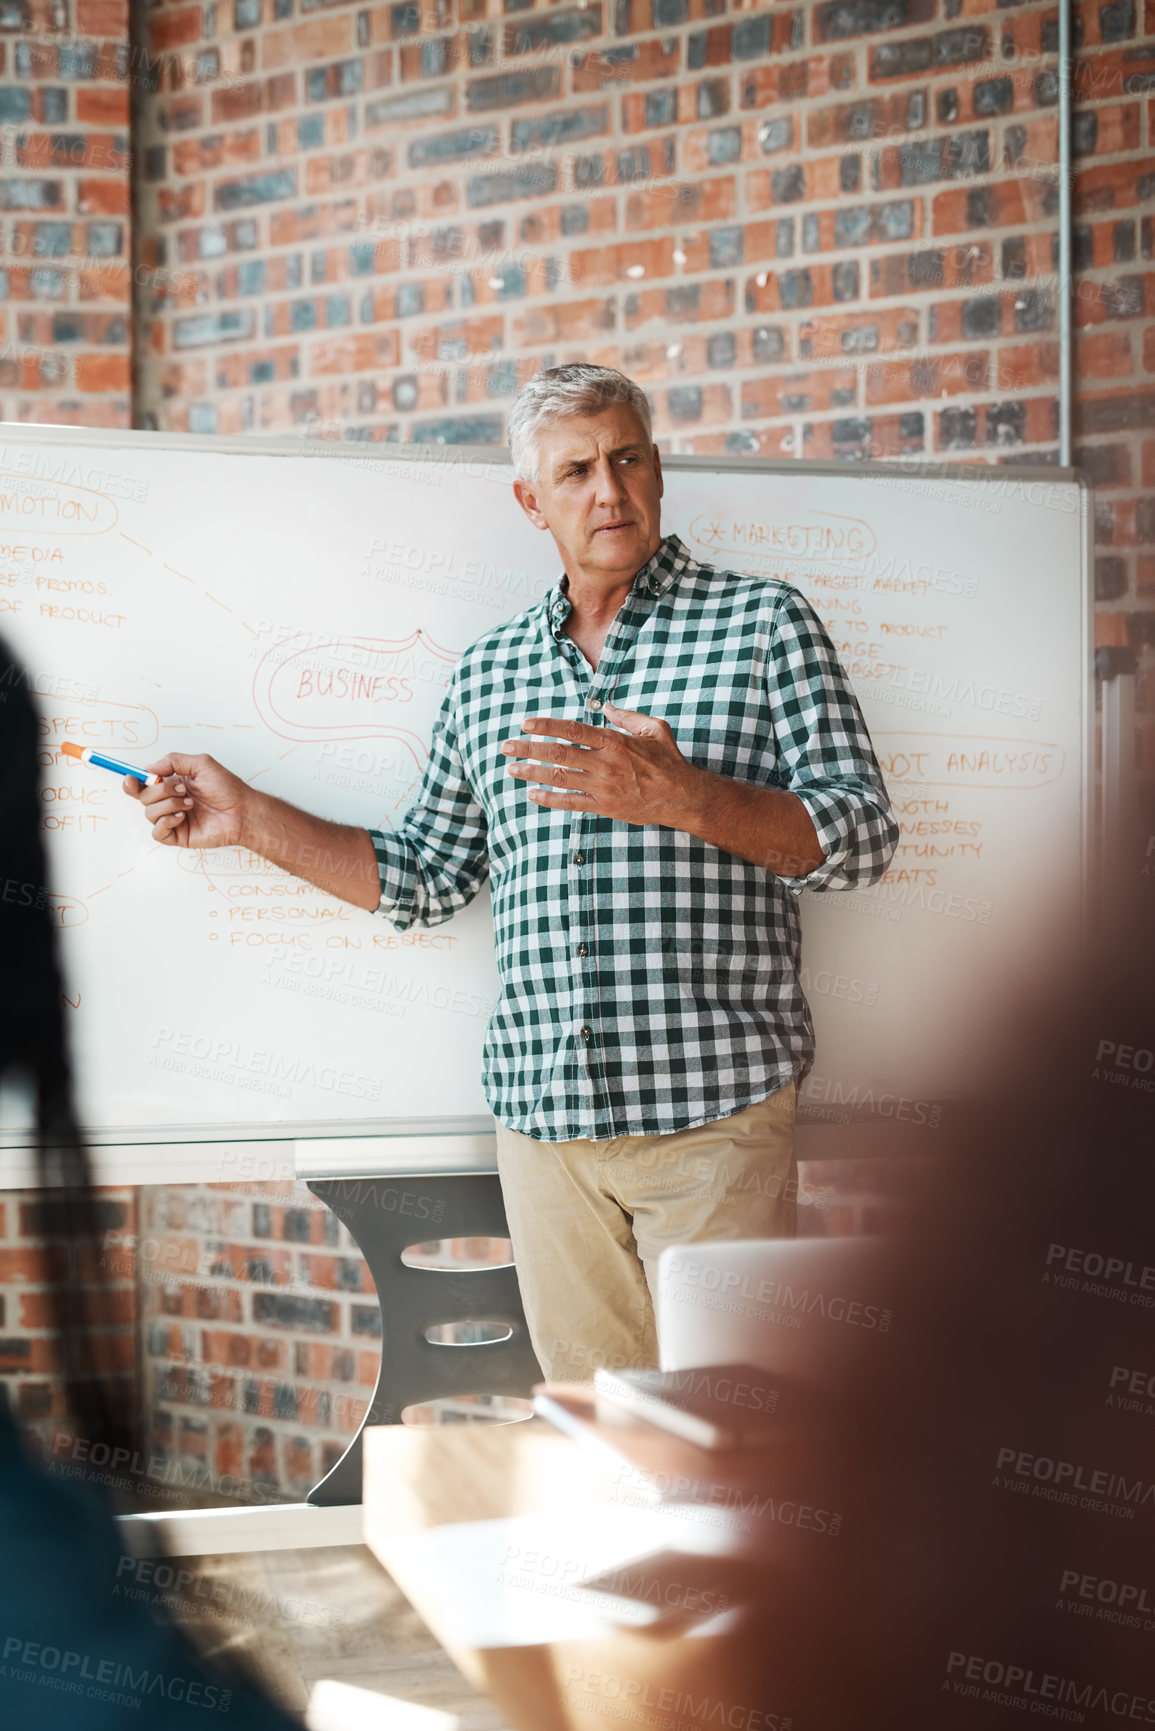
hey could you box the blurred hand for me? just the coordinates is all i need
[122,753,251,849]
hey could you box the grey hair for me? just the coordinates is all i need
[507,363,653,486]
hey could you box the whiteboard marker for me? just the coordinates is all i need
[61,741,159,786]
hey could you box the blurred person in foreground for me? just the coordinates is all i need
[0,637,301,1728]
[728,821,1155,1728]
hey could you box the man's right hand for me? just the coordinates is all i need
[124,753,250,849]
[122,752,382,909]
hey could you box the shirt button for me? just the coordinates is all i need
[587,697,603,711]
[576,943,588,957]
[573,851,585,866]
[579,1025,593,1042]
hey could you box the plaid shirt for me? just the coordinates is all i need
[367,531,898,1141]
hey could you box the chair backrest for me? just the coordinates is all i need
[656,1236,900,1389]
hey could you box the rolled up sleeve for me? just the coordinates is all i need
[764,587,899,895]
[366,675,490,930]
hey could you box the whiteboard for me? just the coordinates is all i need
[0,427,1091,1143]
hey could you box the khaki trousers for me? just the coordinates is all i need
[492,1082,797,1382]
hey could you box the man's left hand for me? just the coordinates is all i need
[502,706,702,827]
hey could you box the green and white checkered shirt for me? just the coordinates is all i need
[367,531,898,1141]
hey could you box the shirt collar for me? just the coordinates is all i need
[545,531,692,639]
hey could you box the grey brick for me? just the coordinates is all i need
[214,170,296,210]
[872,25,989,77]
[351,1304,383,1337]
[772,164,806,203]
[779,269,813,308]
[574,155,604,188]
[87,222,121,257]
[58,42,97,78]
[409,124,499,168]
[0,180,62,210]
[1103,276,1144,318]
[34,222,71,257]
[709,225,743,267]
[511,105,607,150]
[758,117,792,154]
[0,89,30,122]
[668,386,702,421]
[617,146,651,181]
[665,284,699,315]
[707,127,742,165]
[697,79,729,119]
[833,260,860,300]
[173,310,255,348]
[1099,0,1134,41]
[707,331,736,367]
[412,416,504,444]
[1013,289,1053,332]
[1094,556,1127,600]
[252,1293,336,1331]
[974,75,1013,114]
[645,88,677,127]
[653,0,687,22]
[733,14,772,56]
[367,87,454,125]
[986,401,1025,445]
[939,406,977,448]
[466,163,558,206]
[467,67,561,112]
[816,0,933,38]
[504,6,602,54]
[961,295,1000,338]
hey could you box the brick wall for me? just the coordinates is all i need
[137,1178,379,1503]
[123,0,1154,780]
[0,0,133,426]
[0,1186,137,1446]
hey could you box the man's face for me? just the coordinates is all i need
[512,403,664,580]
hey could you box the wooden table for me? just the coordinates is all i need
[362,1403,815,1731]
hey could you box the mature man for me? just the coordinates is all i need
[128,363,898,1380]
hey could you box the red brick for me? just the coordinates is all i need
[1075,157,1155,218]
[173,131,262,175]
[76,0,128,29]
[932,180,1034,236]
[77,87,130,125]
[801,306,923,359]
[569,237,677,289]
[211,81,265,124]
[572,36,680,92]
[78,177,130,216]
[740,52,857,112]
[744,367,860,418]
[997,343,1060,391]
[148,5,204,52]
[868,351,989,405]
[1076,330,1134,380]
[624,175,735,232]
[1074,46,1155,105]
[261,16,353,70]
